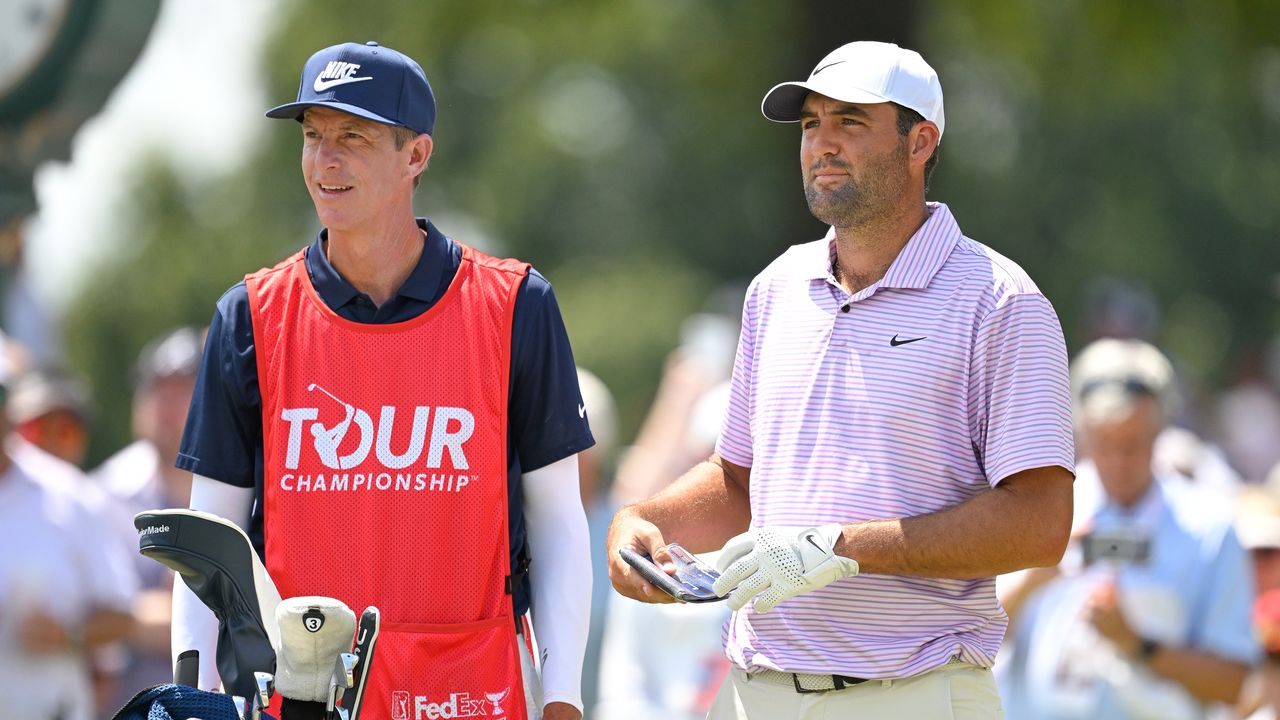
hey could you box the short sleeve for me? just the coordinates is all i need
[967,293,1074,486]
[715,278,759,468]
[1191,526,1263,664]
[176,283,262,488]
[509,269,595,472]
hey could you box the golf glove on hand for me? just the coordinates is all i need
[712,524,859,613]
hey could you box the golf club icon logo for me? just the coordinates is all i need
[307,383,372,469]
[486,688,510,715]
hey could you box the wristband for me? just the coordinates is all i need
[1133,637,1160,664]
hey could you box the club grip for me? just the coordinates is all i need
[175,648,200,687]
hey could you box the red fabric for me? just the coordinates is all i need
[1255,588,1280,655]
[248,244,529,719]
[367,618,526,720]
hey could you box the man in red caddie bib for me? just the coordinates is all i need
[170,41,595,720]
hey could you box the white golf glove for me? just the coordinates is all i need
[712,524,859,613]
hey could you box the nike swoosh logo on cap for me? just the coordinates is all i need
[313,75,374,92]
[811,60,846,77]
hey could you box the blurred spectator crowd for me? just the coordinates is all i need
[3,276,1280,719]
[0,325,202,719]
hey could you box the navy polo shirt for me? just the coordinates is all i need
[177,219,595,616]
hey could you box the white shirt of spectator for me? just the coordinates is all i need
[0,445,138,720]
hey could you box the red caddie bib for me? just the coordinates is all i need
[246,242,530,720]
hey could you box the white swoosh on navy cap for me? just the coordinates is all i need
[313,76,374,92]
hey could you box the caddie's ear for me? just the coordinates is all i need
[408,133,433,176]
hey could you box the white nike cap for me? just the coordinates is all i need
[761,41,945,138]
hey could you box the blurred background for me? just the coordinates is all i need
[2,0,1272,465]
[3,0,1280,716]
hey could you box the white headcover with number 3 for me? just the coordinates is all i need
[274,596,356,702]
[712,524,859,613]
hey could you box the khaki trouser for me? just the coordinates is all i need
[707,659,1004,720]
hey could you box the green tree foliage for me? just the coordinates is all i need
[64,0,1279,467]
[64,149,311,464]
[66,0,864,464]
[919,0,1280,391]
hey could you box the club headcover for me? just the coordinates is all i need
[135,509,283,702]
[274,596,357,702]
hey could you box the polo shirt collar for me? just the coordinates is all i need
[805,202,962,289]
[305,218,451,307]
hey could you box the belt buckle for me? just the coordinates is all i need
[791,673,828,694]
[791,673,868,694]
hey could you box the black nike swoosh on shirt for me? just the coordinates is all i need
[889,335,927,347]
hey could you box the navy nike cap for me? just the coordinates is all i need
[266,41,436,135]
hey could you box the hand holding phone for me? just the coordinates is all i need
[619,544,726,603]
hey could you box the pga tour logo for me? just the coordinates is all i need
[281,384,475,471]
[391,688,511,719]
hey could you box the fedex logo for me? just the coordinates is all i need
[281,384,473,471]
[390,689,510,719]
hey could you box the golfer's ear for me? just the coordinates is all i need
[909,121,939,169]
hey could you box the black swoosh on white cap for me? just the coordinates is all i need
[811,60,846,77]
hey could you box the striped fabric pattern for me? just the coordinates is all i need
[715,202,1074,679]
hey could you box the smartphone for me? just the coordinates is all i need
[619,544,726,603]
[1081,528,1152,565]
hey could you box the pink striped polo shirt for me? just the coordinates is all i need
[715,202,1074,679]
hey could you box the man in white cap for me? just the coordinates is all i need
[607,41,1076,717]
